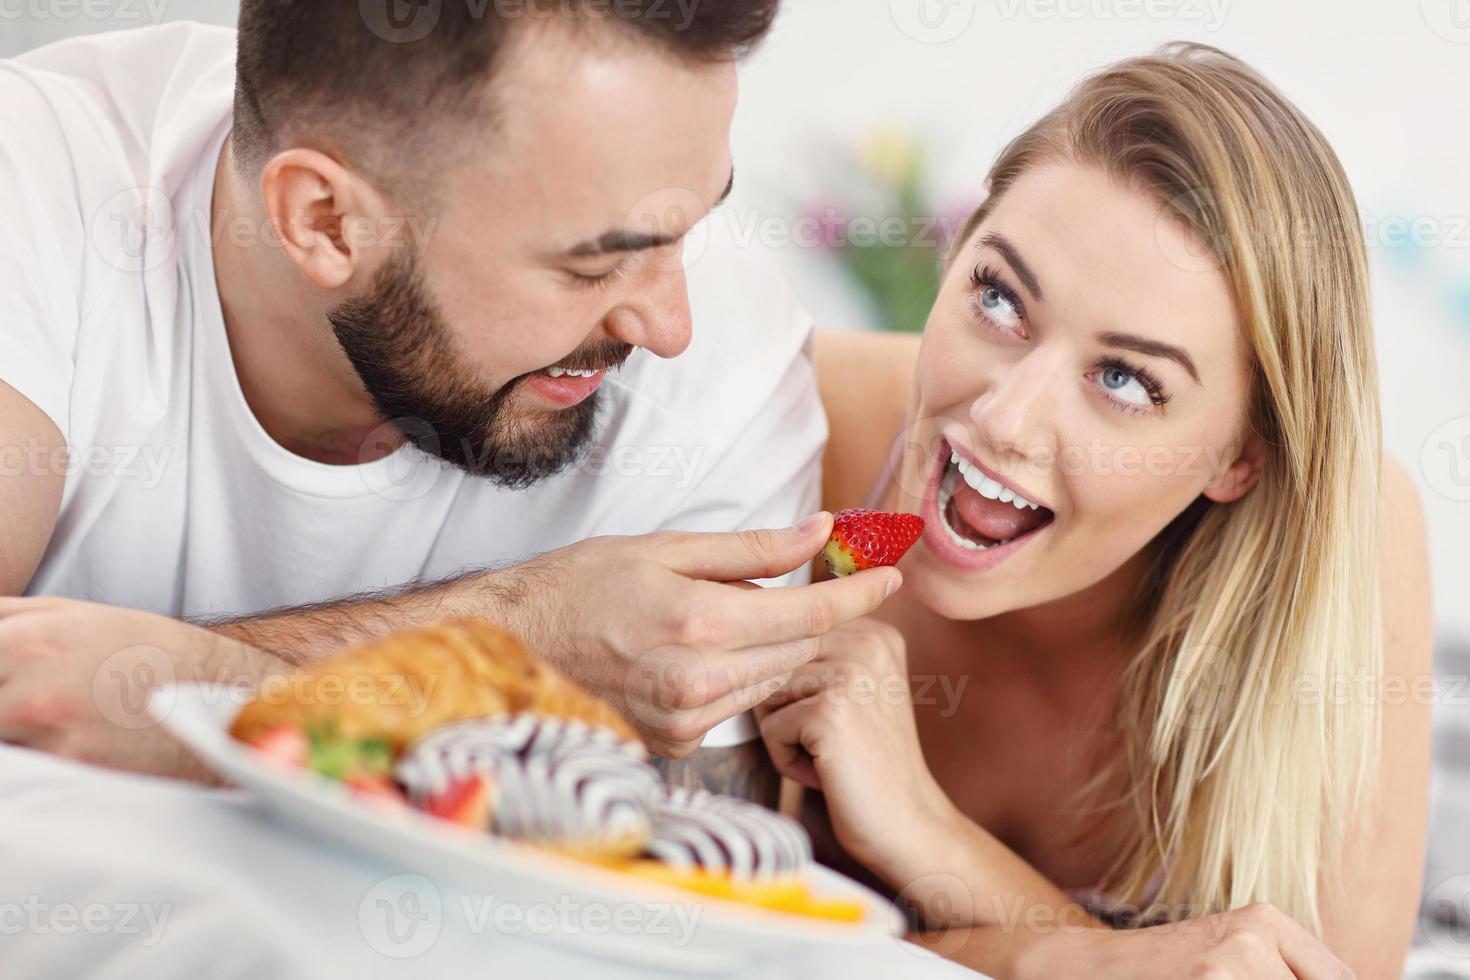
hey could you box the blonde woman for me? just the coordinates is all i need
[760,44,1432,977]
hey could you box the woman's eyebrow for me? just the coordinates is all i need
[980,232,1043,300]
[1097,331,1203,385]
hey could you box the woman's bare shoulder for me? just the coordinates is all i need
[813,330,922,513]
[1379,454,1432,672]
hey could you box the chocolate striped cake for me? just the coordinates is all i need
[395,715,661,856]
[644,787,813,882]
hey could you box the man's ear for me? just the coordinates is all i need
[260,148,384,291]
[1202,430,1267,504]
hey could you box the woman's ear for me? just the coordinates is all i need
[259,148,381,291]
[1202,432,1267,504]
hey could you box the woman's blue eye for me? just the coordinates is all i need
[977,284,1021,329]
[1099,364,1152,406]
[968,265,1026,334]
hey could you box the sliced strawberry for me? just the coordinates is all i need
[822,509,925,577]
[250,724,309,768]
[424,775,495,831]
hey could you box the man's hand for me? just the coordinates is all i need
[496,514,902,758]
[0,598,289,780]
[208,513,901,758]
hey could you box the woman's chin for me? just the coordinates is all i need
[902,543,1025,621]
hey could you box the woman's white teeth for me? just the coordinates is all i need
[950,452,1041,511]
[943,515,985,551]
[937,468,1007,551]
[545,367,598,378]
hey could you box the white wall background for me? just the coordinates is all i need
[0,0,233,52]
[2,0,1466,641]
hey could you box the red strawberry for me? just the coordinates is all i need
[250,724,309,768]
[425,775,495,830]
[821,509,925,577]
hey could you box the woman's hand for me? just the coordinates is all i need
[754,617,960,882]
[1021,902,1354,980]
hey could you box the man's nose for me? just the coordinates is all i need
[602,264,694,360]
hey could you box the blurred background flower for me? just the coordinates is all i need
[798,128,977,334]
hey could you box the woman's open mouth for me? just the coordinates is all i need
[922,438,1056,571]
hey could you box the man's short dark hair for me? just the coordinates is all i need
[233,0,779,194]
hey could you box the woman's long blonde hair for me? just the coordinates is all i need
[945,43,1382,932]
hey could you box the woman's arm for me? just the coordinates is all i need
[758,624,1355,977]
[754,617,1111,979]
[1318,456,1433,976]
[918,460,1433,978]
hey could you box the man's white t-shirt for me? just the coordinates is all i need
[0,24,826,745]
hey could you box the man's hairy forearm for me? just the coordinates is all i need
[197,560,553,667]
[199,551,786,813]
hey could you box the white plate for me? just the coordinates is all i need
[151,683,906,973]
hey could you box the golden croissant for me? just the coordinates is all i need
[230,619,637,749]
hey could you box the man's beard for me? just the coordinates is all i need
[327,250,631,489]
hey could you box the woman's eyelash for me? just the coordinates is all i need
[964,265,1172,416]
[969,264,1026,322]
[1098,356,1172,408]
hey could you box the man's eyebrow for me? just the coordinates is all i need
[1097,331,1202,385]
[979,232,1043,301]
[567,168,735,258]
[567,228,675,258]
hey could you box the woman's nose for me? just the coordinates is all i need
[968,356,1059,465]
